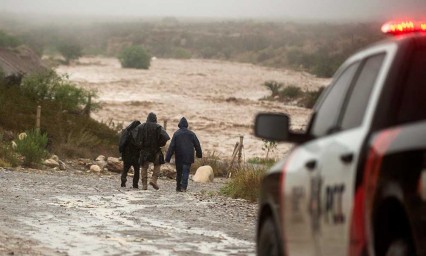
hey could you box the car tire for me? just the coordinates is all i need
[385,239,414,256]
[257,216,282,256]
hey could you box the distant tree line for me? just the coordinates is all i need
[0,18,385,77]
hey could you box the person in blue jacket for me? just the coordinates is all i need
[165,117,202,192]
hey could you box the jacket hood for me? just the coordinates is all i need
[178,117,188,128]
[147,112,157,123]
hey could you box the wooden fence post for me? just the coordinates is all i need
[163,120,168,131]
[238,135,244,166]
[36,105,41,131]
[228,136,244,178]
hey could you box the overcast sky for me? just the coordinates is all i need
[1,0,426,22]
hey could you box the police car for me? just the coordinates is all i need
[254,21,426,256]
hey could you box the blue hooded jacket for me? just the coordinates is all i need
[165,117,202,165]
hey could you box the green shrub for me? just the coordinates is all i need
[279,85,303,101]
[220,165,266,202]
[15,129,48,167]
[263,80,282,97]
[260,80,327,109]
[118,45,151,69]
[262,139,277,159]
[57,41,83,64]
[300,86,325,108]
[20,70,92,112]
[247,157,276,167]
[54,83,91,111]
[0,133,20,167]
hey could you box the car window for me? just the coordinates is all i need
[311,62,360,137]
[340,53,385,130]
[397,48,426,123]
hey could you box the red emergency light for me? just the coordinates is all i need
[382,20,426,35]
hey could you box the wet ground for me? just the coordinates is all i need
[0,167,257,255]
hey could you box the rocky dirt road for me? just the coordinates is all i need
[0,167,257,255]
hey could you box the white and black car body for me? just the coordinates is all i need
[255,26,426,256]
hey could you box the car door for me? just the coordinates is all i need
[315,53,387,255]
[283,61,361,256]
[283,49,390,255]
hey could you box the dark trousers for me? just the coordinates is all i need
[121,161,140,187]
[176,163,183,190]
[176,163,191,190]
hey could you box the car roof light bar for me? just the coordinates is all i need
[382,21,426,35]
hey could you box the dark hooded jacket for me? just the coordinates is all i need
[119,120,141,164]
[133,112,169,163]
[165,117,202,165]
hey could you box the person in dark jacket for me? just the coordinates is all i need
[119,120,141,188]
[133,112,170,190]
[165,117,202,192]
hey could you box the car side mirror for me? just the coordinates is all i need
[254,113,290,142]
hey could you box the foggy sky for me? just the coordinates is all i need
[1,0,426,22]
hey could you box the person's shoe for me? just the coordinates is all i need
[142,186,148,190]
[176,187,182,192]
[121,182,126,188]
[149,181,159,190]
[180,188,187,192]
[132,185,139,189]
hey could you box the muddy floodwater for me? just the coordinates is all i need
[57,58,329,160]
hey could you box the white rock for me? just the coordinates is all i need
[18,132,27,140]
[96,155,107,168]
[51,155,59,162]
[193,165,214,183]
[96,155,106,162]
[90,165,102,172]
[44,159,59,168]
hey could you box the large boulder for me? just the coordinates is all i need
[192,165,214,183]
[106,157,123,173]
[160,164,176,179]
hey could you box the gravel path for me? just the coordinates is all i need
[0,167,257,256]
